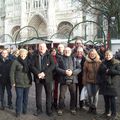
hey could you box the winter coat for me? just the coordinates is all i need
[77,56,86,85]
[31,51,55,83]
[10,58,32,88]
[97,58,120,96]
[82,56,101,85]
[0,58,12,84]
[56,55,81,84]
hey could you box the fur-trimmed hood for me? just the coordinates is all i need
[86,55,101,63]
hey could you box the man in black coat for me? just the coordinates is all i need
[31,43,55,117]
[0,49,13,110]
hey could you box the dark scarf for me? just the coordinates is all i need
[105,59,113,69]
[17,56,29,73]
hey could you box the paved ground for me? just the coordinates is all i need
[0,82,119,120]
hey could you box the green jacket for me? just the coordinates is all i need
[10,59,32,88]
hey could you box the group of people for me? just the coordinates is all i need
[0,37,120,120]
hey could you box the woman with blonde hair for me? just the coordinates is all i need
[97,50,120,120]
[10,48,32,117]
[82,49,101,114]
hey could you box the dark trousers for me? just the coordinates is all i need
[104,95,116,116]
[35,81,52,113]
[59,83,76,110]
[0,83,2,102]
[16,87,29,114]
[75,83,83,108]
[1,83,12,107]
[53,80,58,100]
[53,80,58,107]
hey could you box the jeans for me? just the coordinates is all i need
[104,95,116,116]
[86,83,99,108]
[16,87,30,114]
[1,83,12,107]
[59,83,76,110]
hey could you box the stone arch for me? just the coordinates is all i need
[57,21,73,38]
[11,25,20,41]
[28,14,47,37]
[11,26,20,36]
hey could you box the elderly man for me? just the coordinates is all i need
[31,43,55,116]
[56,47,81,116]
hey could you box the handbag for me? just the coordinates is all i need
[80,86,88,101]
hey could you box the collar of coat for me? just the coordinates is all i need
[86,55,101,63]
[104,58,120,65]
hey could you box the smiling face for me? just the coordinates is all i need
[88,49,98,60]
[64,47,72,57]
[76,47,84,57]
[19,49,28,60]
[1,50,9,59]
[20,52,27,60]
[38,43,47,55]
[57,44,64,54]
[89,51,96,59]
[51,49,56,56]
[105,51,113,61]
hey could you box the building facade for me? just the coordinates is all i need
[0,0,101,44]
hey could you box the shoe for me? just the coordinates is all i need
[51,104,58,111]
[71,109,76,115]
[8,105,13,109]
[16,113,20,117]
[88,107,92,113]
[33,110,42,116]
[92,108,97,115]
[23,111,27,115]
[108,116,118,120]
[0,106,5,110]
[58,110,63,116]
[47,112,53,117]
[99,112,111,118]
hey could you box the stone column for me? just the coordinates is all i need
[47,0,57,38]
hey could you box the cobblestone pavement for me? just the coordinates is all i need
[0,83,119,120]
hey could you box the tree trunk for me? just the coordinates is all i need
[107,17,111,50]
